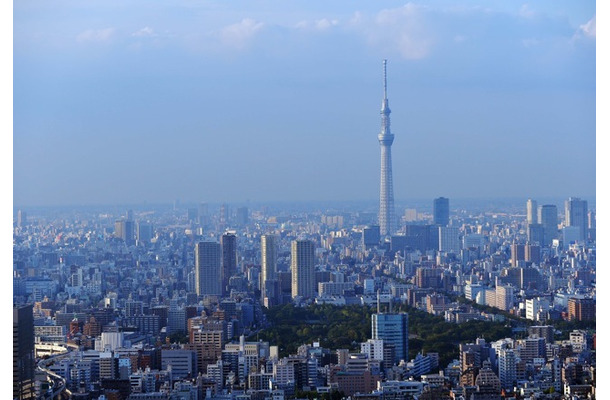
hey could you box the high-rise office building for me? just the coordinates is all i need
[291,240,315,299]
[371,312,409,363]
[14,304,35,399]
[405,224,439,252]
[260,235,278,304]
[538,204,558,246]
[221,233,237,295]
[526,223,544,245]
[433,197,450,226]
[510,243,525,267]
[439,226,460,253]
[115,219,135,245]
[17,210,27,228]
[378,60,396,237]
[136,221,154,244]
[526,199,538,225]
[195,241,222,296]
[362,225,381,249]
[565,197,588,242]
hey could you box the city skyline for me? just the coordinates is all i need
[13,1,596,207]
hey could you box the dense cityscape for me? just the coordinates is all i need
[13,3,596,399]
[13,48,597,400]
[13,191,596,400]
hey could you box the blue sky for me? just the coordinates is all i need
[13,1,596,207]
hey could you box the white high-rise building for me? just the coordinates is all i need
[525,297,550,322]
[260,235,277,296]
[498,348,517,390]
[526,199,538,225]
[361,339,385,361]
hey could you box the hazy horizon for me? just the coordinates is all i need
[13,195,596,216]
[14,1,596,207]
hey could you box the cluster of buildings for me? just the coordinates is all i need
[13,194,595,399]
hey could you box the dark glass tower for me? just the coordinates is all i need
[433,197,450,226]
[14,304,35,399]
[221,233,237,296]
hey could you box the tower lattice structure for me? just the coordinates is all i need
[378,59,396,236]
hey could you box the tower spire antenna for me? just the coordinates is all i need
[383,59,388,100]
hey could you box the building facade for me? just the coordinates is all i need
[433,197,450,227]
[371,312,408,363]
[195,241,222,296]
[291,240,315,299]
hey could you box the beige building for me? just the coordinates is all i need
[291,240,315,299]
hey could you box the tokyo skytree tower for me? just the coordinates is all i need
[378,59,396,236]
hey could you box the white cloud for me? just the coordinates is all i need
[220,18,264,49]
[355,3,433,60]
[295,18,339,32]
[77,28,115,43]
[132,27,157,38]
[579,16,595,38]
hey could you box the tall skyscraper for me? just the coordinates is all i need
[219,203,229,229]
[371,312,409,363]
[195,241,222,296]
[221,233,237,295]
[137,221,154,244]
[433,197,450,226]
[378,59,396,237]
[588,210,596,242]
[498,348,517,389]
[260,235,278,299]
[14,304,35,399]
[291,239,315,299]
[526,199,538,225]
[538,204,558,246]
[115,219,135,245]
[17,210,27,228]
[565,197,588,242]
